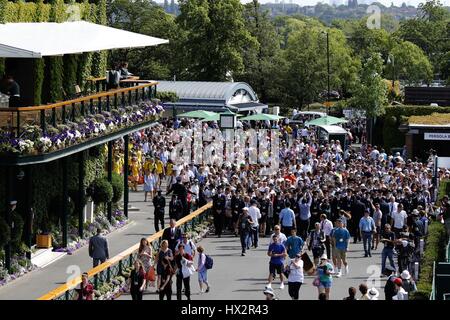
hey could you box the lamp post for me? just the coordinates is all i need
[388,54,395,90]
[322,31,331,115]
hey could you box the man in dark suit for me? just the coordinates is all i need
[162,219,182,253]
[153,190,166,232]
[89,228,109,267]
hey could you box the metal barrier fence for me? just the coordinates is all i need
[38,202,212,300]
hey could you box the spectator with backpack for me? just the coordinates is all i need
[196,245,211,294]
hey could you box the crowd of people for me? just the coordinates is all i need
[84,112,449,300]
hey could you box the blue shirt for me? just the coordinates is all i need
[298,197,312,220]
[332,228,350,250]
[285,236,304,259]
[268,243,286,265]
[359,216,375,233]
[279,208,295,227]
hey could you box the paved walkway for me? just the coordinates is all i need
[0,186,168,300]
[118,234,387,301]
[0,183,388,301]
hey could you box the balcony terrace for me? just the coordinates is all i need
[0,81,163,166]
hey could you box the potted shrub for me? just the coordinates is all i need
[90,178,113,214]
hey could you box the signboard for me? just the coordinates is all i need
[424,132,450,141]
[343,109,366,119]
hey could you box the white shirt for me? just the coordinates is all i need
[389,201,398,216]
[176,239,196,256]
[393,287,408,300]
[270,232,287,245]
[288,259,304,283]
[248,206,261,227]
[320,219,333,236]
[393,210,408,229]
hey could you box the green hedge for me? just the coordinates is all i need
[90,177,113,205]
[111,172,124,204]
[439,179,450,202]
[0,217,11,249]
[381,105,450,150]
[411,221,447,300]
[156,91,179,103]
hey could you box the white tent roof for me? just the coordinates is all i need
[317,125,348,135]
[0,21,169,58]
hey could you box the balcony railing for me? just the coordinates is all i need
[38,202,212,300]
[0,81,162,158]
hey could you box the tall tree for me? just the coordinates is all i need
[279,21,359,108]
[349,53,388,144]
[237,0,281,102]
[396,0,449,77]
[176,0,256,81]
[387,40,433,86]
[108,0,179,80]
[349,53,388,118]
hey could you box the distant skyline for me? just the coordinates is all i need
[156,0,450,7]
[239,0,450,7]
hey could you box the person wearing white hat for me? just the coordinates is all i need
[314,253,334,300]
[400,270,417,294]
[368,287,379,300]
[263,286,276,300]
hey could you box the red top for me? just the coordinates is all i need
[78,282,94,300]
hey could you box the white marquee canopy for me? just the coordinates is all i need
[0,21,169,58]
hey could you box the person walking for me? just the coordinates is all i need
[308,222,325,266]
[331,219,350,277]
[144,169,157,202]
[238,208,253,256]
[270,225,288,245]
[159,256,174,300]
[384,266,397,300]
[287,253,304,300]
[175,243,194,300]
[380,224,396,275]
[248,201,261,248]
[400,270,417,295]
[155,240,174,291]
[298,192,312,240]
[162,219,182,254]
[138,238,153,289]
[176,232,196,258]
[285,228,304,260]
[129,260,146,300]
[372,202,383,250]
[196,245,210,294]
[75,272,94,300]
[88,228,109,267]
[169,194,183,221]
[392,277,408,300]
[359,209,376,257]
[153,190,166,232]
[319,214,333,259]
[266,234,287,290]
[212,186,226,238]
[315,254,333,300]
[279,202,296,236]
[392,203,408,237]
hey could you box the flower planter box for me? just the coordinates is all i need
[36,234,52,248]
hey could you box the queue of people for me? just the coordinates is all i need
[82,112,449,300]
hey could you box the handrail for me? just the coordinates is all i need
[0,82,158,112]
[37,201,212,300]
